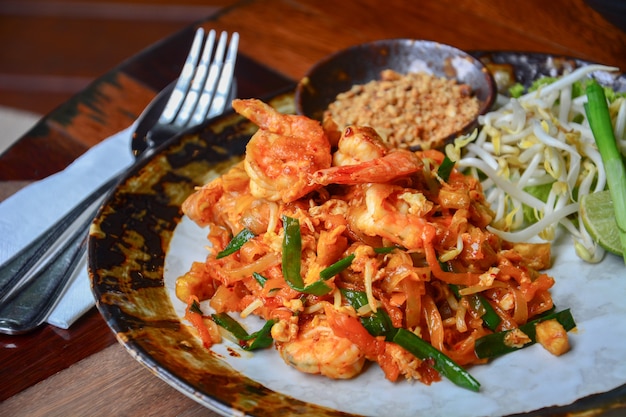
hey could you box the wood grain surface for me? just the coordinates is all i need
[216,0,626,81]
[0,0,233,115]
[2,0,624,117]
[1,344,216,417]
[1,0,625,415]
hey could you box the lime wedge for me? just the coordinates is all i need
[580,190,623,255]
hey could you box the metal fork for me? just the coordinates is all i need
[0,28,239,334]
[133,28,239,155]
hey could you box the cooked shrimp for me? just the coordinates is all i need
[275,314,366,379]
[311,126,423,186]
[182,161,251,231]
[232,98,331,203]
[332,126,387,166]
[348,183,434,250]
[182,176,225,227]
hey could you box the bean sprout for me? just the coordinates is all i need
[447,64,625,263]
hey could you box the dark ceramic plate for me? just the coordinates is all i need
[89,53,626,417]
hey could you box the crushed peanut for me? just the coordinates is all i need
[324,69,480,149]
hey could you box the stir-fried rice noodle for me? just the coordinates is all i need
[176,98,571,386]
[446,64,625,263]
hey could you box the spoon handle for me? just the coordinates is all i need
[0,207,94,334]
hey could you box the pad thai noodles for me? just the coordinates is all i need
[175,98,575,391]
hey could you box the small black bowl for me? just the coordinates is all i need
[295,39,496,149]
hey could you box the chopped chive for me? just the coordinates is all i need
[319,246,398,280]
[253,272,268,287]
[341,288,480,391]
[374,246,398,254]
[320,254,355,279]
[449,283,501,331]
[438,155,456,182]
[282,216,332,295]
[211,312,276,351]
[393,328,481,392]
[474,309,576,359]
[245,319,276,350]
[190,299,204,315]
[216,228,255,259]
[282,215,305,288]
[212,312,249,340]
[341,288,395,337]
[470,294,501,331]
[301,280,335,296]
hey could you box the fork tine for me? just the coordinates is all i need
[206,32,239,120]
[173,29,217,127]
[190,31,239,126]
[189,31,227,126]
[159,28,205,124]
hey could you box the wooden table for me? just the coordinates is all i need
[1,1,625,415]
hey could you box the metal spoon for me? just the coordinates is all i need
[0,83,177,334]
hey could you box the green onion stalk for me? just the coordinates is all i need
[474,309,576,358]
[341,288,481,392]
[216,228,255,259]
[585,81,626,263]
[282,216,333,295]
[212,312,276,351]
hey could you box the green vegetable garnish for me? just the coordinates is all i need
[506,77,626,101]
[282,216,333,295]
[532,77,558,91]
[600,85,626,102]
[508,83,525,98]
[252,272,268,287]
[474,309,576,359]
[392,328,481,392]
[584,81,626,263]
[211,312,276,351]
[319,247,397,280]
[320,254,356,280]
[437,155,455,182]
[441,261,500,331]
[189,299,203,315]
[216,228,255,259]
[522,183,552,224]
[509,77,560,98]
[341,289,395,337]
[341,288,480,392]
[283,218,399,294]
[374,246,398,254]
[449,284,501,331]
[282,215,303,286]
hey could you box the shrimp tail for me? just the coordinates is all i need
[311,150,423,186]
[232,98,277,130]
[233,98,321,137]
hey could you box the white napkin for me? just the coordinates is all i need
[0,105,41,154]
[0,124,135,329]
